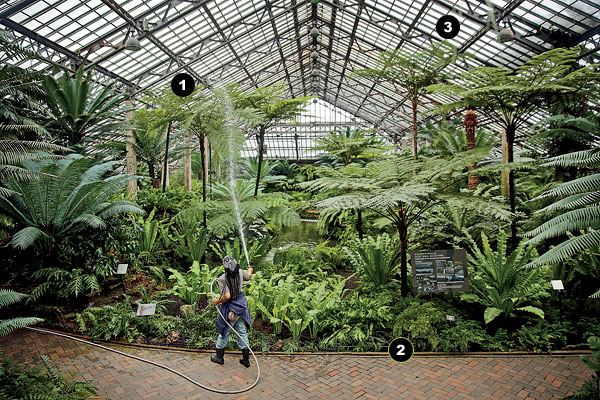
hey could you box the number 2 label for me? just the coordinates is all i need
[396,344,405,356]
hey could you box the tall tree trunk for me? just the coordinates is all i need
[199,135,207,229]
[254,125,266,198]
[502,123,517,249]
[125,100,137,199]
[162,121,172,193]
[411,96,418,160]
[184,130,192,191]
[148,163,160,188]
[397,206,409,297]
[357,209,363,240]
[465,110,479,190]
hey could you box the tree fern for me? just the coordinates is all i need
[300,148,510,296]
[527,148,600,272]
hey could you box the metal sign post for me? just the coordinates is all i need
[116,264,128,295]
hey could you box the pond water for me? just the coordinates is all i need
[267,219,336,261]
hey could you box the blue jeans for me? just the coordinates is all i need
[216,315,248,350]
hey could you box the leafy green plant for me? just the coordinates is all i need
[167,262,220,306]
[210,234,271,268]
[136,209,159,264]
[0,289,42,336]
[30,265,106,301]
[461,230,550,324]
[0,155,143,253]
[526,146,600,299]
[0,354,97,400]
[344,233,400,286]
[41,66,130,149]
[76,296,137,341]
[202,179,300,236]
[438,319,488,352]
[581,336,600,377]
[300,148,511,296]
[393,301,446,351]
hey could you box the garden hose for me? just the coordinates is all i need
[20,281,260,395]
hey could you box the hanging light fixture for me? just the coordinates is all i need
[497,22,515,43]
[310,50,319,61]
[311,69,319,77]
[310,0,320,4]
[310,26,320,38]
[124,36,141,51]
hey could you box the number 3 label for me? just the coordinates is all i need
[436,15,460,39]
[389,337,414,363]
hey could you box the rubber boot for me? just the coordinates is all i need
[211,348,224,365]
[239,348,250,368]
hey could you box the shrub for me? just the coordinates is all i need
[393,301,446,351]
[344,233,400,287]
[0,355,97,400]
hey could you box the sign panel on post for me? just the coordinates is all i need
[411,249,469,293]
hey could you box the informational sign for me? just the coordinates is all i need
[551,280,564,290]
[136,303,156,316]
[116,264,128,275]
[411,249,469,293]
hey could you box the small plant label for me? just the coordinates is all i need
[388,337,414,363]
[116,264,128,275]
[446,315,455,322]
[136,303,156,316]
[551,280,564,290]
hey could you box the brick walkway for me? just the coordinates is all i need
[0,330,593,400]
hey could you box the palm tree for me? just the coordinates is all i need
[300,148,511,297]
[0,155,144,252]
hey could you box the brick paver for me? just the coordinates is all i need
[0,330,593,399]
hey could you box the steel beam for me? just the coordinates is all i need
[265,1,295,96]
[0,0,40,19]
[99,0,203,84]
[0,18,137,88]
[333,0,364,105]
[135,4,309,93]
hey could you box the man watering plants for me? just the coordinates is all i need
[210,255,253,367]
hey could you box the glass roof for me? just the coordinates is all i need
[1,0,598,150]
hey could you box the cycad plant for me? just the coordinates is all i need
[344,233,400,287]
[0,29,47,138]
[0,289,42,337]
[0,155,144,253]
[300,148,511,296]
[41,66,130,149]
[461,230,549,324]
[0,30,69,196]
